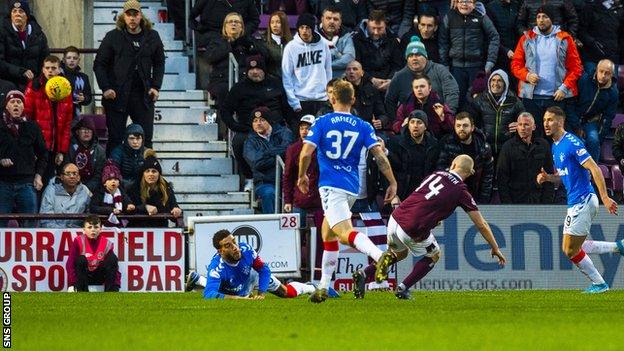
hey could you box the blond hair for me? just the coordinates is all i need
[222,12,244,40]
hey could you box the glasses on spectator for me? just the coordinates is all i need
[226,19,242,24]
[63,171,79,177]
[77,128,93,133]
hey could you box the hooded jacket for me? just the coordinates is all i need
[353,21,404,80]
[68,118,106,192]
[466,69,525,155]
[61,62,93,109]
[0,17,49,86]
[393,90,454,139]
[93,16,165,110]
[437,128,494,203]
[282,33,332,110]
[0,112,48,183]
[243,124,294,186]
[110,124,146,187]
[40,180,91,228]
[570,65,618,138]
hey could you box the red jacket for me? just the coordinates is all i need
[282,139,321,210]
[24,77,73,153]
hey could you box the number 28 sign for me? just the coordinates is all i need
[279,214,299,230]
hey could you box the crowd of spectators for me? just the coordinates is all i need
[2,0,624,222]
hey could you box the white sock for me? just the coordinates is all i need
[582,240,618,254]
[319,249,339,290]
[351,232,383,261]
[197,275,207,288]
[574,253,606,285]
[288,282,315,295]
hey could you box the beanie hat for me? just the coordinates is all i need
[101,159,123,184]
[536,4,556,21]
[123,0,141,13]
[246,54,266,73]
[72,115,96,135]
[296,13,316,29]
[407,109,428,127]
[140,149,162,175]
[405,36,428,59]
[470,71,488,95]
[251,106,272,123]
[8,1,30,17]
[4,90,25,107]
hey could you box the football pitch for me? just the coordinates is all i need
[12,290,624,350]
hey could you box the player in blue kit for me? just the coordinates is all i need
[185,229,328,299]
[297,79,398,303]
[538,106,624,293]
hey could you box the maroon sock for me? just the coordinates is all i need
[401,257,435,289]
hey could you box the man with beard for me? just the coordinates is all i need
[344,60,387,130]
[387,110,439,200]
[318,6,355,78]
[437,112,494,203]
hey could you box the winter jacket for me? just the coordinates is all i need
[497,134,555,204]
[0,18,49,86]
[465,70,525,155]
[612,124,624,166]
[0,115,48,183]
[316,0,367,31]
[61,63,93,111]
[265,36,287,79]
[437,129,494,203]
[89,184,134,215]
[68,138,106,193]
[393,91,454,139]
[0,79,16,103]
[516,0,579,37]
[387,130,439,200]
[511,26,582,100]
[110,124,146,188]
[190,0,259,39]
[127,179,180,228]
[353,79,388,127]
[243,125,294,186]
[204,33,268,92]
[220,75,291,133]
[319,28,355,78]
[386,61,460,119]
[366,0,415,36]
[570,66,618,138]
[93,18,165,111]
[40,180,92,228]
[353,21,404,80]
[400,30,441,64]
[24,76,74,154]
[439,9,500,68]
[485,0,521,56]
[579,2,624,64]
[282,33,332,110]
[282,139,321,209]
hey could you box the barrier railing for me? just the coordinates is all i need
[274,155,285,214]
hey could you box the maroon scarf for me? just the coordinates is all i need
[2,111,25,137]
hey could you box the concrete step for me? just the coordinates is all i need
[153,123,218,142]
[175,192,250,203]
[93,6,166,25]
[92,38,183,52]
[158,151,227,158]
[164,55,189,73]
[153,140,225,152]
[160,158,232,176]
[167,174,239,193]
[92,72,195,92]
[155,107,216,125]
[94,90,205,101]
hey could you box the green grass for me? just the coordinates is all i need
[11,290,624,351]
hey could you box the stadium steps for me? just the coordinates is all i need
[92,1,251,220]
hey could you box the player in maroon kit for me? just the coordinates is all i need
[353,154,506,299]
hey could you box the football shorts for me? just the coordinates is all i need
[563,193,598,236]
[320,187,357,228]
[387,215,440,258]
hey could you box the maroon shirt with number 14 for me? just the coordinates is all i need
[392,171,479,242]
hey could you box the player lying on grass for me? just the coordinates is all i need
[186,229,338,299]
[354,155,506,299]
[538,106,623,293]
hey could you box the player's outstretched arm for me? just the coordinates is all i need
[583,158,618,215]
[467,211,506,266]
[536,167,561,185]
[370,145,398,204]
[297,143,316,194]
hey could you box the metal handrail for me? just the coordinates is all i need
[274,155,285,213]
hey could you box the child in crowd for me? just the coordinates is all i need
[89,159,135,226]
[61,46,93,119]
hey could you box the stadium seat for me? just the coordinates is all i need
[600,140,616,165]
[598,164,613,190]
[611,114,624,129]
[258,14,298,30]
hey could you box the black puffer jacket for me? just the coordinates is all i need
[496,134,555,204]
[466,91,524,156]
[190,0,259,39]
[127,180,180,228]
[353,79,388,127]
[0,115,48,183]
[0,18,49,86]
[436,129,494,203]
[578,2,624,64]
[366,0,414,35]
[388,130,439,200]
[243,125,294,186]
[486,0,521,55]
[352,21,404,80]
[516,0,579,37]
[110,124,146,188]
[439,9,500,68]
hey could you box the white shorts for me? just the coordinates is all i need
[243,270,282,296]
[320,187,356,228]
[386,216,440,257]
[563,193,598,236]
